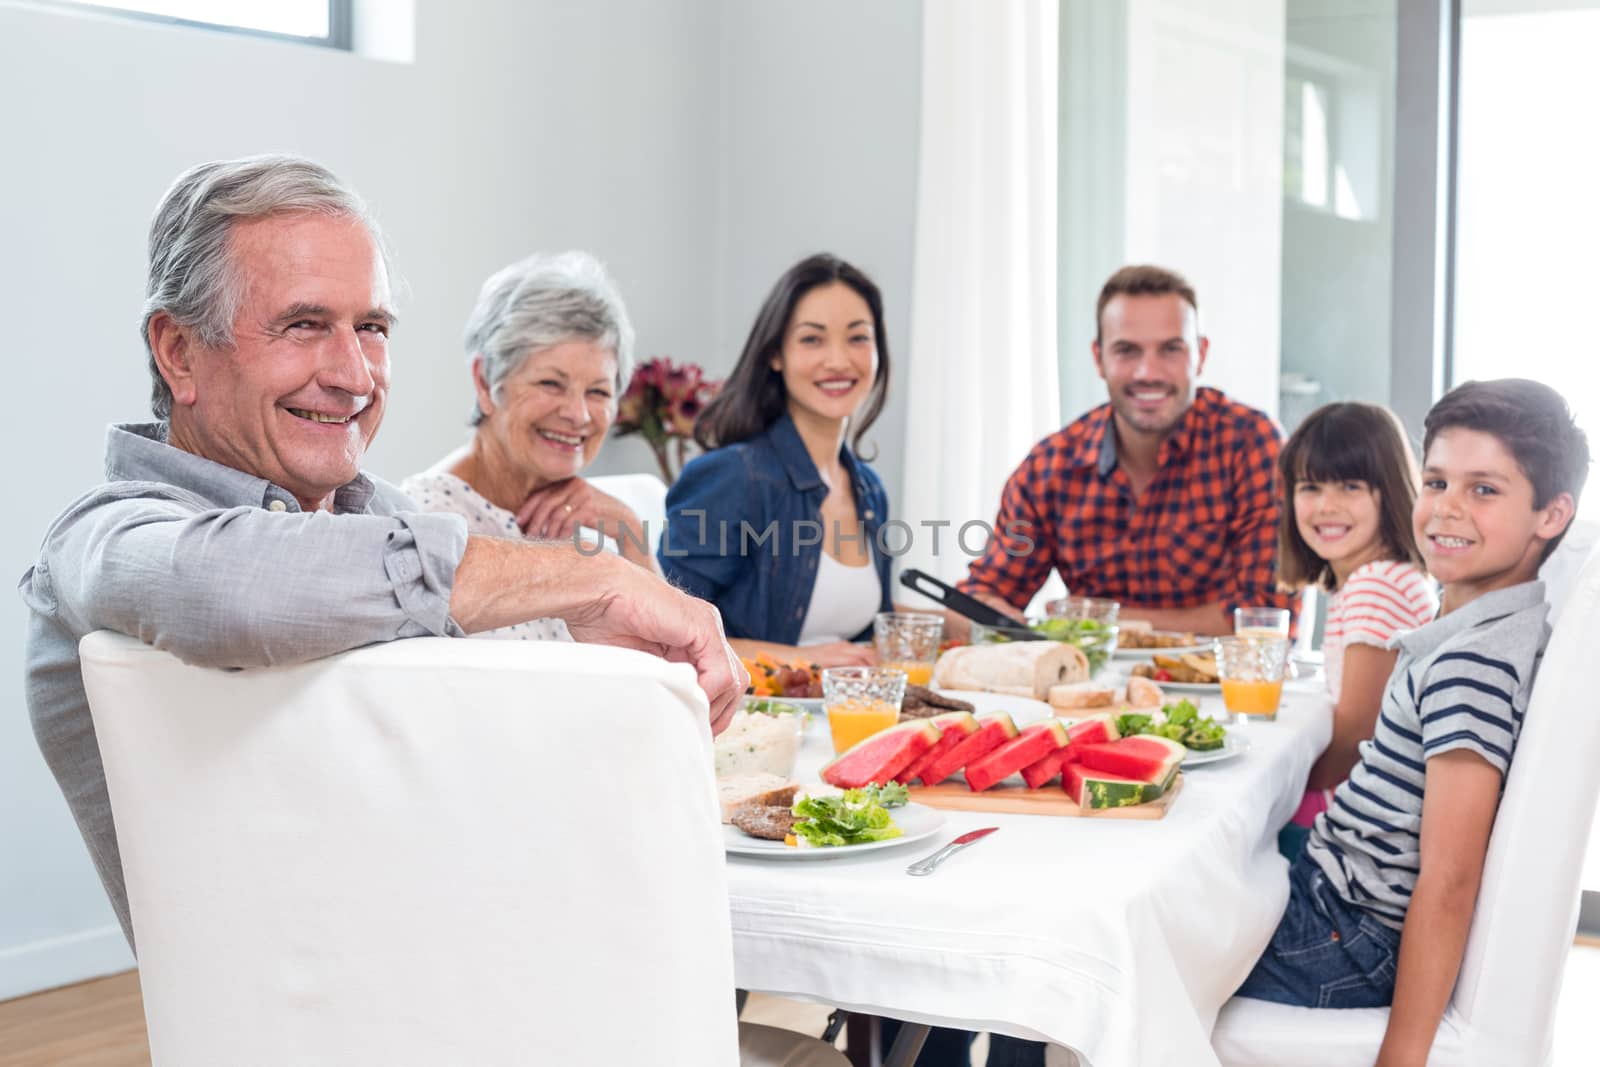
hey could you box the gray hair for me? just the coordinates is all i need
[140,154,389,419]
[463,251,635,425]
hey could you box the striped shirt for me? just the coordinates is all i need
[1323,560,1438,702]
[1306,581,1550,929]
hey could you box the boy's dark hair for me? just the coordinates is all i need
[1277,403,1426,591]
[1423,379,1591,562]
[1095,265,1197,345]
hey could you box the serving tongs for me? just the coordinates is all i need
[898,568,1044,641]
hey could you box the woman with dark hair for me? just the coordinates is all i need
[659,253,893,667]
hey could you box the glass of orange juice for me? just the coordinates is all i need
[1215,636,1289,723]
[872,612,944,688]
[822,666,907,753]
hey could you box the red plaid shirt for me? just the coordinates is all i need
[961,387,1292,614]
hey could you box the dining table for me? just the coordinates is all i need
[725,675,1333,1067]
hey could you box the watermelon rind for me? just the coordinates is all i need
[1063,763,1176,809]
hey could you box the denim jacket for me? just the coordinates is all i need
[659,413,893,645]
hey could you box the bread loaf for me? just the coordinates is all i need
[933,642,1090,700]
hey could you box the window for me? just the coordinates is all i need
[1452,1,1600,519]
[42,1,351,48]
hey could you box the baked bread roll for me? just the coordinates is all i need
[1126,676,1165,708]
[1048,681,1117,710]
[933,642,1090,700]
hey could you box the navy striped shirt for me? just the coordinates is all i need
[1305,581,1550,929]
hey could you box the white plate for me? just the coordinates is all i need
[747,696,824,713]
[929,689,1053,723]
[1181,732,1251,766]
[724,802,946,859]
[1113,643,1213,659]
[1152,680,1222,694]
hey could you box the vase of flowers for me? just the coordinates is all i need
[613,357,721,483]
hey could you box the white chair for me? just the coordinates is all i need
[81,632,844,1067]
[587,471,669,556]
[1212,539,1600,1067]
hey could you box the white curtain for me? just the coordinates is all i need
[897,0,1062,593]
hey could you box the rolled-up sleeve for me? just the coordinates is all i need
[36,487,470,668]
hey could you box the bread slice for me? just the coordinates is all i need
[1048,681,1117,710]
[717,775,797,823]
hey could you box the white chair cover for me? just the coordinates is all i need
[82,632,739,1067]
[1213,540,1600,1067]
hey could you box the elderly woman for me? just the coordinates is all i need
[404,251,658,640]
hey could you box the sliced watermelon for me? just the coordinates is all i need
[1076,735,1186,784]
[1019,713,1121,789]
[964,720,1072,792]
[917,714,1019,786]
[894,712,980,784]
[1063,762,1173,809]
[820,719,942,789]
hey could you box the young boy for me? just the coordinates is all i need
[1234,378,1590,1064]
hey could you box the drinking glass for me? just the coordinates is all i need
[822,666,907,754]
[1214,636,1290,723]
[872,612,944,687]
[1234,606,1291,640]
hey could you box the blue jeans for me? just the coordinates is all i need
[1235,853,1401,1009]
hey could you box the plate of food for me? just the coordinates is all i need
[743,653,822,701]
[1131,652,1219,691]
[1113,627,1211,658]
[1115,700,1231,753]
[722,781,946,859]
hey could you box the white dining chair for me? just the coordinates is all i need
[1211,539,1600,1067]
[81,631,845,1067]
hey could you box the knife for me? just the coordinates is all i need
[905,826,999,876]
[897,569,1043,639]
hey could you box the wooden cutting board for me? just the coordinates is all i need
[908,773,1182,819]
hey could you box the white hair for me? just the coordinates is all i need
[463,251,635,424]
[140,154,389,419]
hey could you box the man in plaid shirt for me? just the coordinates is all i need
[960,265,1293,635]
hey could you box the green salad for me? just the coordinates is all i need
[791,782,908,847]
[982,617,1116,674]
[1116,699,1227,751]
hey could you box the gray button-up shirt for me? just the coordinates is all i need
[19,423,470,945]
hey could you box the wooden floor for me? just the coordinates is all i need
[3,946,1598,1065]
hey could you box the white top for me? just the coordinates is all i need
[1322,559,1438,701]
[796,550,880,646]
[399,470,571,642]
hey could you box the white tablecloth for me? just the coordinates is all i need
[726,685,1333,1067]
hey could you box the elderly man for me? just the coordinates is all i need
[19,155,745,945]
[959,264,1294,635]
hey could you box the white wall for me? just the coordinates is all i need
[1059,0,1286,423]
[710,0,923,503]
[0,0,726,997]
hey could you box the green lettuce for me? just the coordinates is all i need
[790,782,907,847]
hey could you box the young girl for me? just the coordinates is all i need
[1277,402,1439,856]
